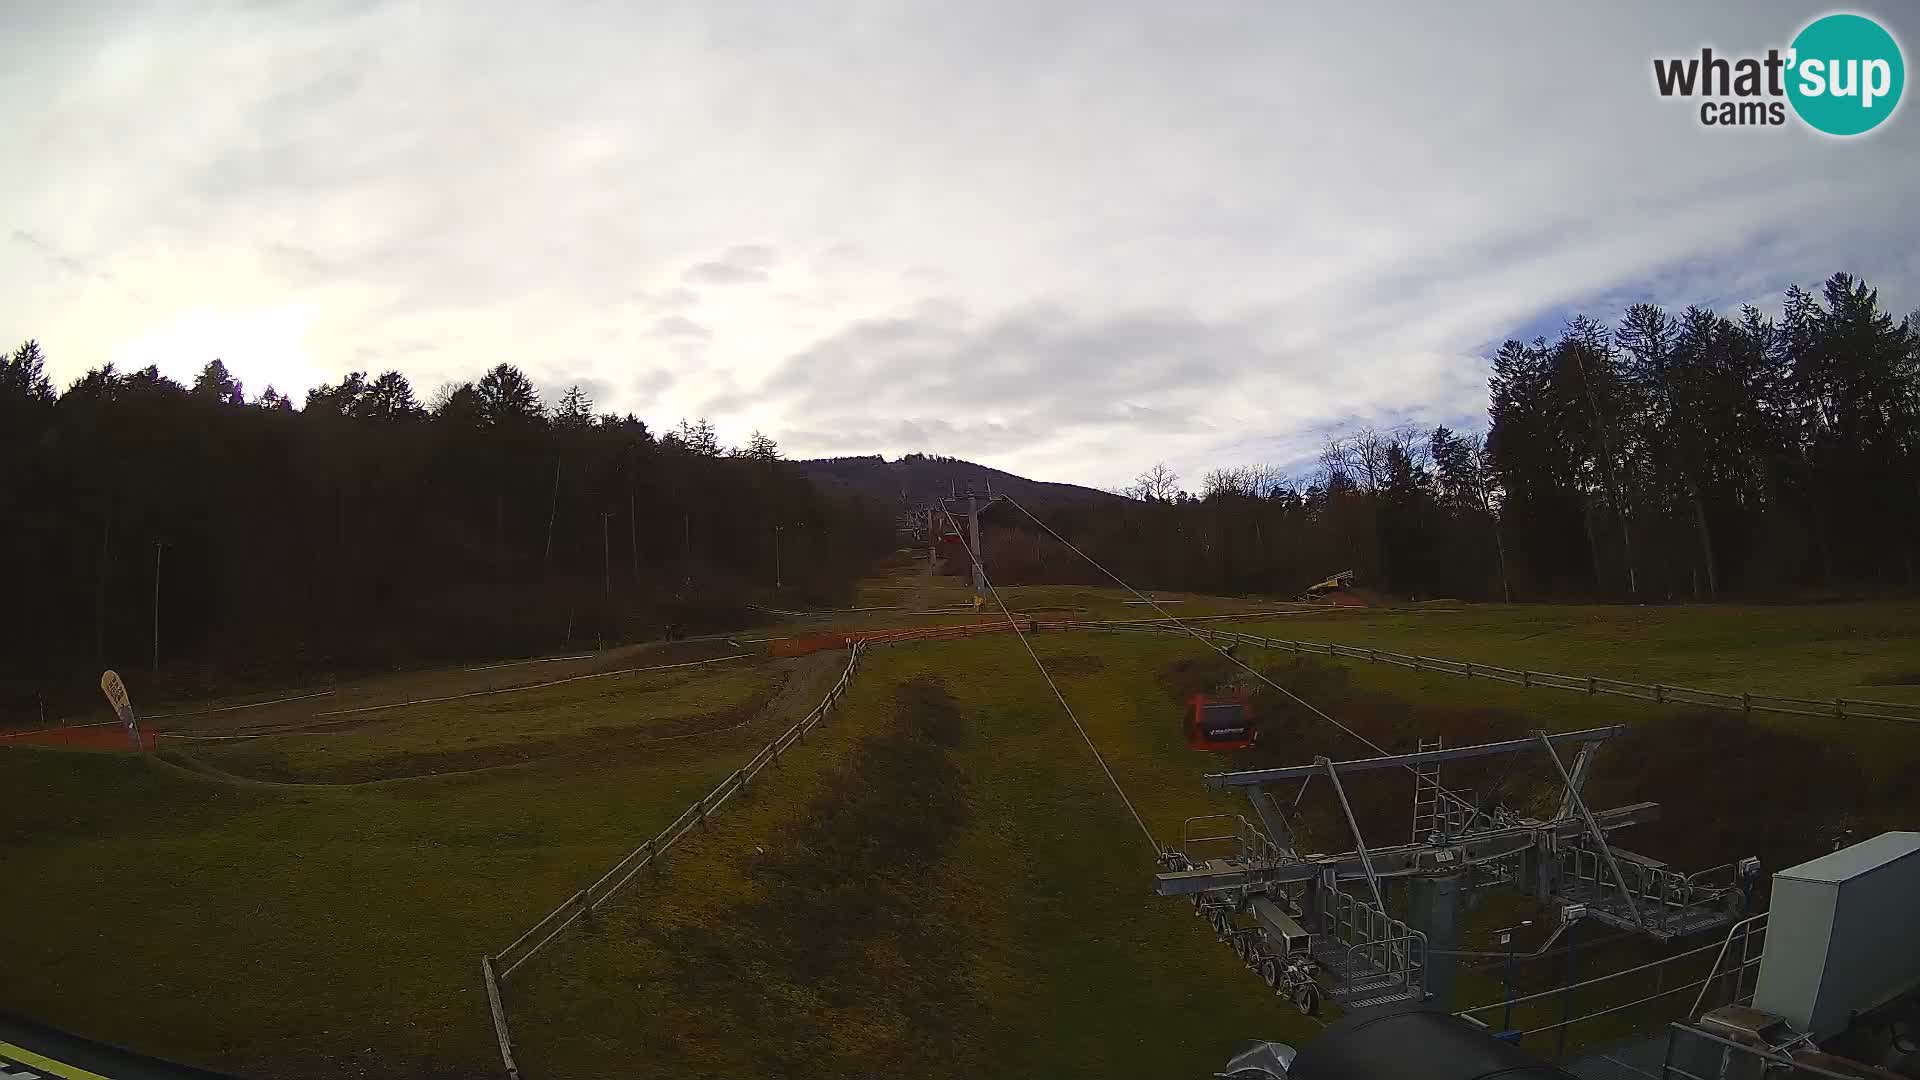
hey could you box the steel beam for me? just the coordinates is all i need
[1321,756,1386,911]
[1153,802,1659,897]
[1553,745,1598,822]
[1536,730,1646,931]
[1246,788,1296,855]
[1203,725,1628,788]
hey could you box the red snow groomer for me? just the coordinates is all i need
[1185,691,1257,751]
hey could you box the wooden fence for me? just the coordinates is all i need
[1080,623,1920,725]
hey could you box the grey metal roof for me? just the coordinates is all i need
[1776,831,1920,885]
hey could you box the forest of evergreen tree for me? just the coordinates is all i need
[6,271,1914,717]
[0,357,893,717]
[982,273,1920,604]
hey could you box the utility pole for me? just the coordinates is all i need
[940,486,1001,598]
[773,524,784,591]
[151,540,162,672]
[543,459,561,568]
[1498,920,1531,1033]
[600,512,614,599]
[495,492,505,573]
[96,507,111,663]
[682,512,692,588]
[967,489,984,596]
[629,491,640,581]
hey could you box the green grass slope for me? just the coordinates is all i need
[4,592,1916,1078]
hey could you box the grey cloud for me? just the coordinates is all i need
[347,339,438,367]
[633,287,699,312]
[537,375,613,408]
[722,244,776,271]
[6,1,1919,486]
[634,369,676,398]
[682,261,769,287]
[767,301,1252,420]
[650,315,712,341]
[681,243,779,287]
[263,242,334,281]
[749,299,1282,471]
[698,389,755,417]
[784,416,1040,459]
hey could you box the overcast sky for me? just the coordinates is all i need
[5,2,1917,488]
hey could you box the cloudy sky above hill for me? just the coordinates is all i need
[5,1,1917,487]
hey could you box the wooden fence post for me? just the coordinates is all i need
[482,956,521,1080]
[1587,676,1597,696]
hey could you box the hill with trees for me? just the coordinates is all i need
[798,453,1122,509]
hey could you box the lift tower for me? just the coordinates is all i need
[938,482,1003,598]
[1159,726,1759,1013]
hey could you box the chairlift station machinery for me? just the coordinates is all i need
[1159,724,1762,1015]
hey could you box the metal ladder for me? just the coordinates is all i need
[1411,736,1443,842]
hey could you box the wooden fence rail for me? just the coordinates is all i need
[1077,622,1920,726]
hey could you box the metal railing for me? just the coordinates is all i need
[1456,914,1767,1059]
[481,639,872,1077]
[1320,885,1426,998]
[1689,913,1767,1019]
[1071,623,1920,726]
[481,621,1044,1074]
[1180,814,1288,869]
[1344,933,1425,998]
[489,641,867,979]
[1657,1022,1864,1080]
[1556,842,1740,933]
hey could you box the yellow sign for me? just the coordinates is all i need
[99,669,140,749]
[100,670,130,713]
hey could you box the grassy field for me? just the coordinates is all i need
[183,657,775,783]
[4,577,1917,1078]
[0,651,842,1079]
[504,592,1920,1076]
[508,633,1300,1079]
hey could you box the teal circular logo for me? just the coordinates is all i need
[1787,13,1905,136]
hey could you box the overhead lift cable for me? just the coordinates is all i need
[1001,494,1484,817]
[938,506,1163,858]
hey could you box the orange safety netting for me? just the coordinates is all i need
[0,723,157,752]
[769,618,1072,656]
